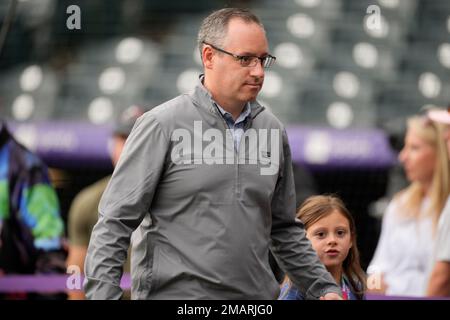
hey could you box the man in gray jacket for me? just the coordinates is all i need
[84,8,342,300]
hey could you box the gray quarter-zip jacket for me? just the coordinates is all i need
[84,77,341,299]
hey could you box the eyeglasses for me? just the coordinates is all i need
[203,41,276,69]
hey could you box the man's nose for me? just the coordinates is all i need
[250,59,265,77]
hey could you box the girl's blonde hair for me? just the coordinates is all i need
[397,116,450,230]
[296,195,366,299]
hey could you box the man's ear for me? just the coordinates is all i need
[202,45,214,69]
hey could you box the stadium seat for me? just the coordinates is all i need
[0,64,59,122]
[298,71,376,128]
[320,41,400,82]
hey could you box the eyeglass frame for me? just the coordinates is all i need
[202,41,276,69]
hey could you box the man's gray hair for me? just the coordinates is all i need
[197,8,264,57]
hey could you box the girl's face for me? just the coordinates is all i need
[306,210,353,271]
[398,128,436,185]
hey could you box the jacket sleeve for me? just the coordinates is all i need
[84,113,169,299]
[19,157,66,273]
[269,128,342,300]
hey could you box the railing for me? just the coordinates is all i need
[1,275,449,300]
[0,274,130,293]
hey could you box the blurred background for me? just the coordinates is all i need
[1,0,449,269]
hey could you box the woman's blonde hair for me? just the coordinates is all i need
[397,116,450,229]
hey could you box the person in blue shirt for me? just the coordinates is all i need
[0,121,65,298]
[279,195,366,300]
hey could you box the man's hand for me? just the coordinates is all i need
[320,292,343,300]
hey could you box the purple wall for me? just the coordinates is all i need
[8,121,396,170]
[286,126,396,170]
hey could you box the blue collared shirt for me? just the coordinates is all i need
[214,102,252,151]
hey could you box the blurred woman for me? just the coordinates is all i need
[368,116,450,296]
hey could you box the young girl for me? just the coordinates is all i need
[279,195,366,300]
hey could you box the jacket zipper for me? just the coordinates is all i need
[213,107,241,198]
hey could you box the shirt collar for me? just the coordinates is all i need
[198,75,252,124]
[214,101,252,125]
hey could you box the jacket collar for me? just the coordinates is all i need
[189,74,265,120]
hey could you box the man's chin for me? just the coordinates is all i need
[241,93,259,103]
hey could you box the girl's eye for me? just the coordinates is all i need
[315,232,325,239]
[337,230,348,237]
